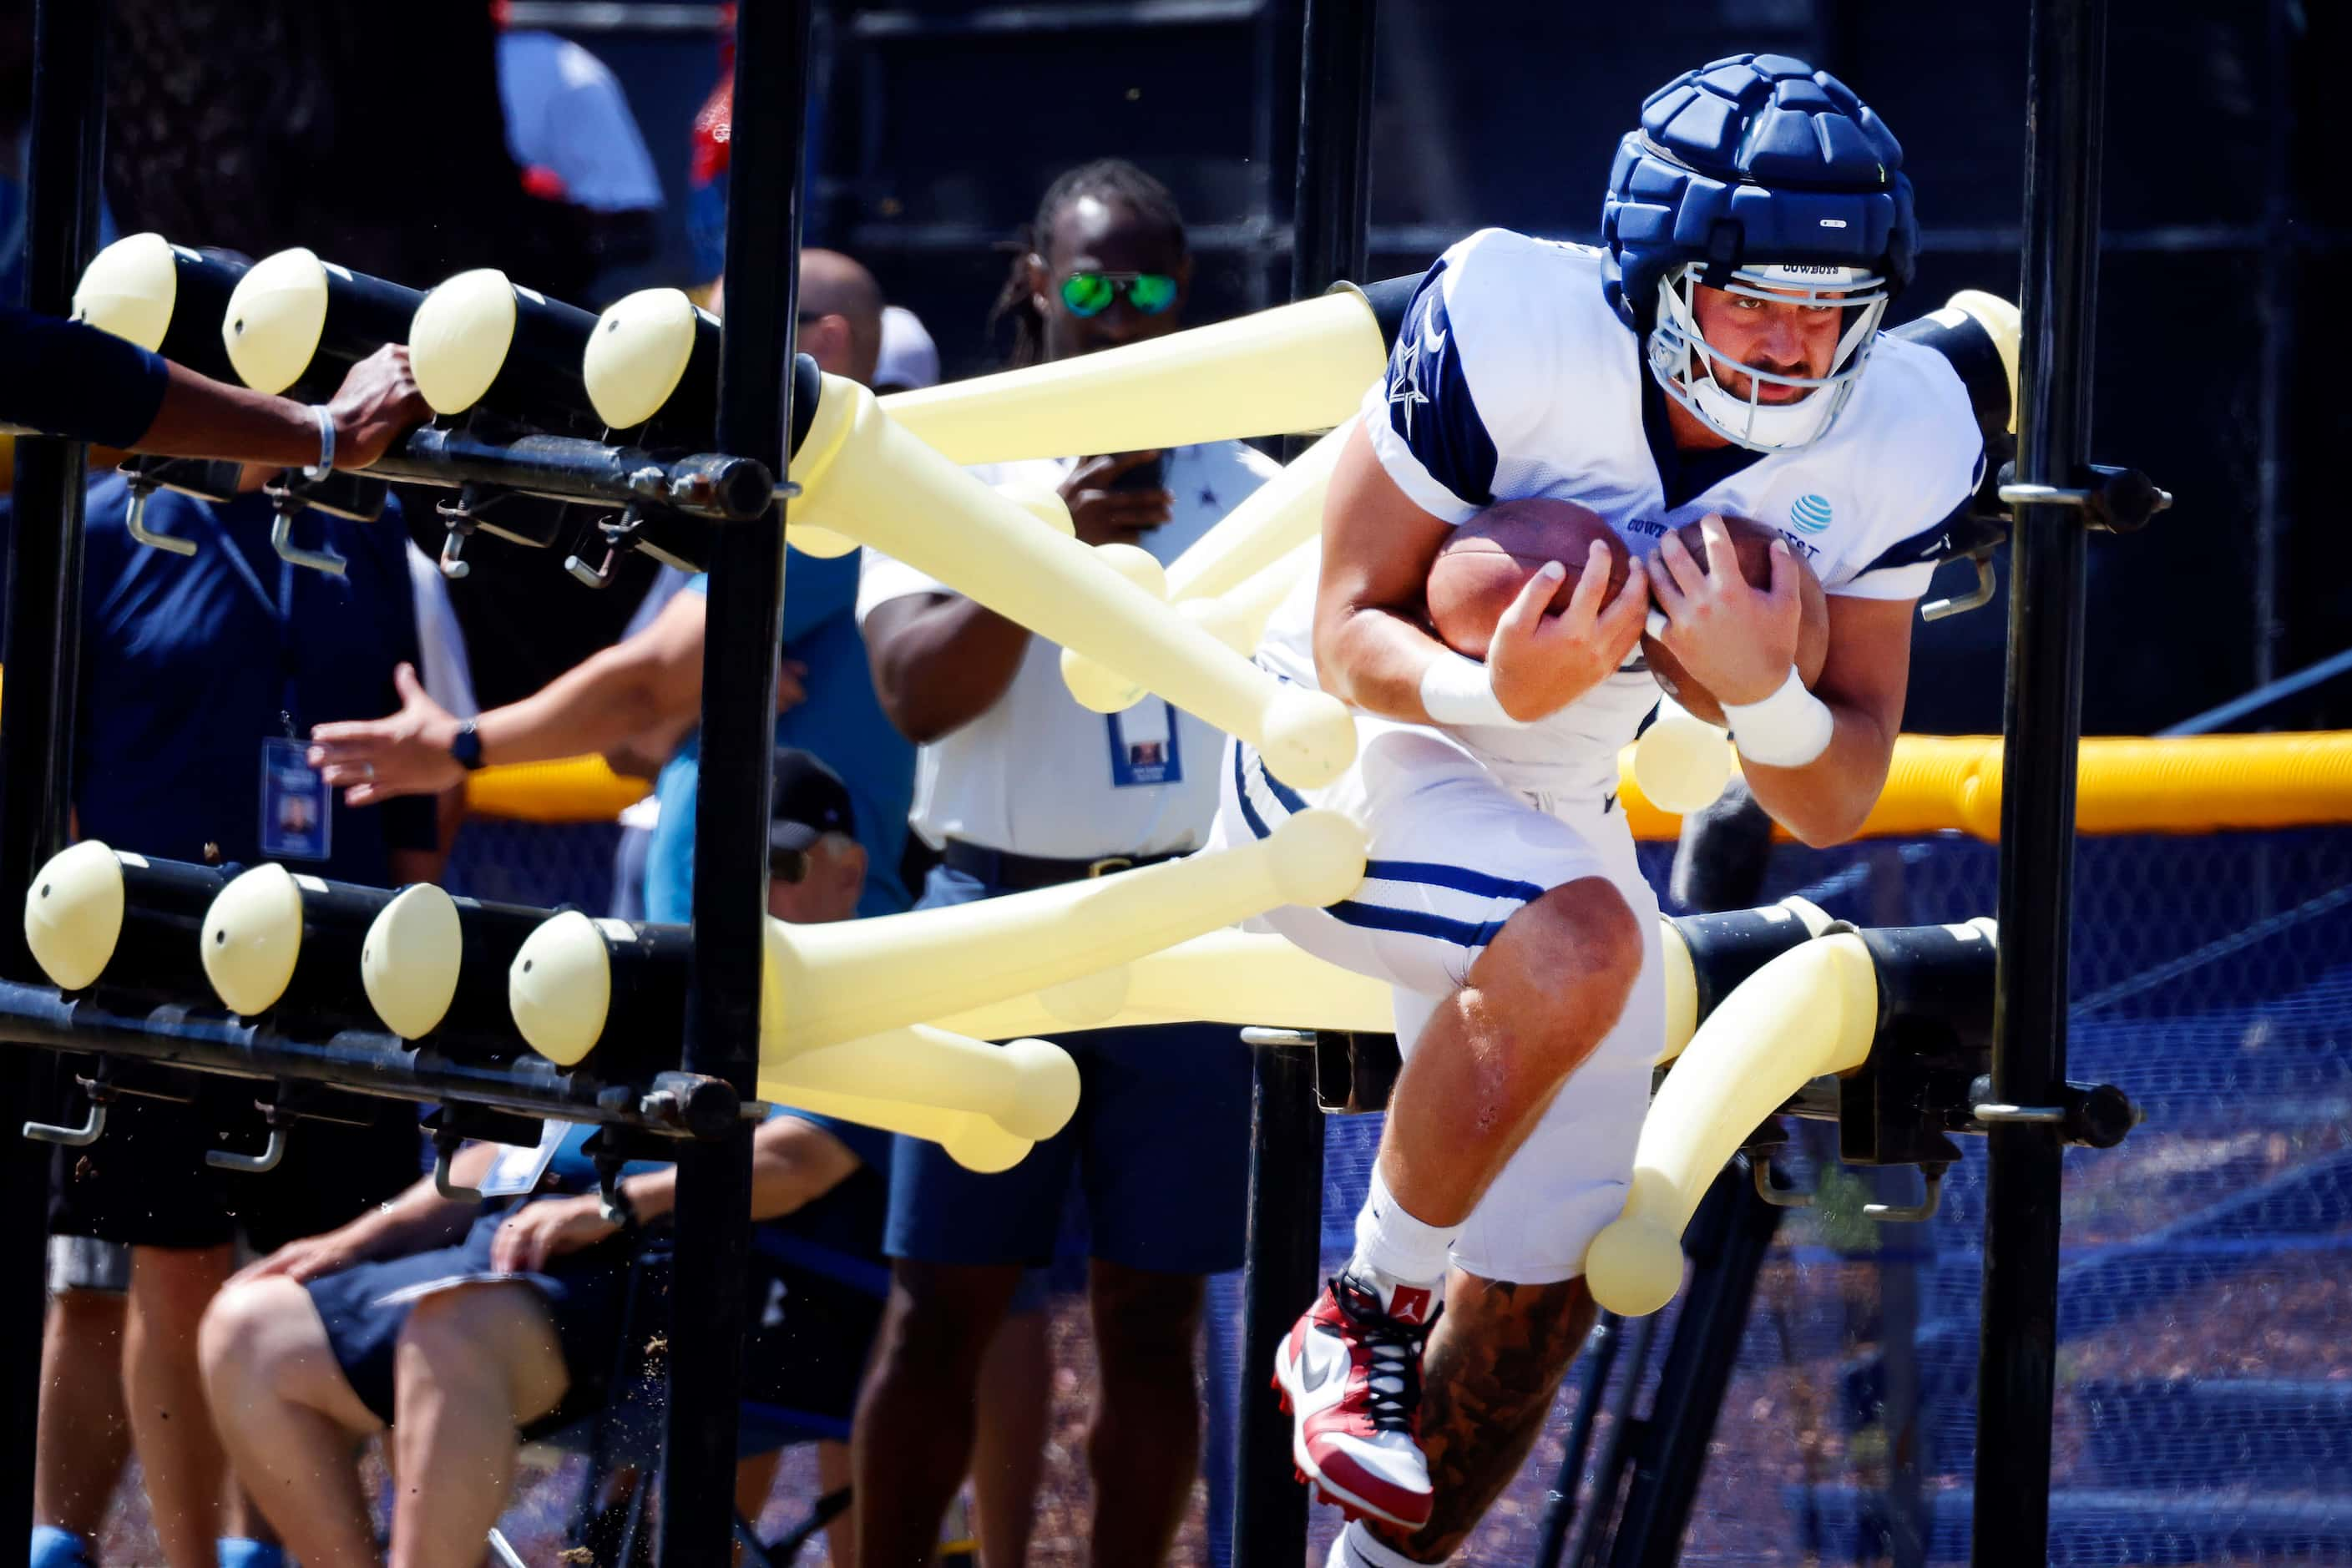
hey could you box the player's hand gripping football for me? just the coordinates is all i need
[1485,541,1651,722]
[1647,513,1802,708]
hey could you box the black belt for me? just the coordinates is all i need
[942,839,1187,892]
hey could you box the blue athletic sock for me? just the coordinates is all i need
[217,1539,290,1568]
[30,1525,97,1568]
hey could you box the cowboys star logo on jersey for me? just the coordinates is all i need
[1386,316,1444,440]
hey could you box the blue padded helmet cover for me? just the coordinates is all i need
[1601,53,1917,331]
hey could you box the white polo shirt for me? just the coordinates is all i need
[856,441,1280,860]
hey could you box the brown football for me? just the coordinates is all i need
[1641,515,1831,726]
[1425,497,1630,658]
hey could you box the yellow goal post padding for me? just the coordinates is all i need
[3,662,2345,842]
[1619,732,2352,841]
[452,733,2352,842]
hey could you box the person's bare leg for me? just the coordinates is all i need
[220,1493,282,1551]
[814,1440,857,1568]
[386,1283,569,1568]
[970,1302,1050,1567]
[1368,1271,1596,1561]
[852,1261,1024,1568]
[1085,1262,1206,1567]
[1376,879,1642,1228]
[1292,879,1641,1538]
[34,1288,131,1540]
[125,1243,237,1568]
[198,1275,383,1568]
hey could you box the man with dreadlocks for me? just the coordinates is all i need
[851,159,1279,1565]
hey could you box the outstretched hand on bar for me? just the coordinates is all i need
[320,344,434,469]
[133,343,432,473]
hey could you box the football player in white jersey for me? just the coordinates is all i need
[1212,53,1986,1564]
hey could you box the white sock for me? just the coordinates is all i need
[1333,1519,1440,1568]
[1348,1164,1455,1317]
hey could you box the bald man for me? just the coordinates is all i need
[304,248,918,919]
[709,247,885,387]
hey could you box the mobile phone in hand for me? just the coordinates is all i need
[1107,453,1166,493]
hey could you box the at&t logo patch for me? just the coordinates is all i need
[1789,493,1834,534]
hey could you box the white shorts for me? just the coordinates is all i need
[1211,721,1662,1285]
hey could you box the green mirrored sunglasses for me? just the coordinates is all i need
[1058,271,1180,318]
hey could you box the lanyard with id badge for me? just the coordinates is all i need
[478,1119,569,1198]
[1105,701,1182,788]
[218,516,335,862]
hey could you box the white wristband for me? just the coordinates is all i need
[303,405,336,479]
[1721,667,1835,768]
[1418,650,1527,729]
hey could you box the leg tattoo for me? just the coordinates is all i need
[1380,1272,1597,1560]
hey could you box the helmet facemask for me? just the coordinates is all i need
[1647,260,1890,452]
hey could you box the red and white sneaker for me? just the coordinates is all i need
[1272,1273,1440,1530]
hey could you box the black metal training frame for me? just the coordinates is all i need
[1232,3,1380,1566]
[0,0,817,1559]
[1974,0,2115,1557]
[660,0,813,1560]
[0,0,106,1531]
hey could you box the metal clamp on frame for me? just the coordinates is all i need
[432,1123,480,1202]
[1862,1160,1950,1223]
[23,1073,114,1147]
[1968,1074,2140,1149]
[1238,1027,1403,1118]
[1997,460,2172,534]
[265,466,390,526]
[580,1128,638,1226]
[114,456,243,558]
[1920,512,2013,623]
[266,485,348,578]
[206,1125,286,1174]
[426,1104,553,1203]
[1317,1029,1400,1116]
[636,1070,746,1141]
[1752,1159,1813,1210]
[123,473,198,558]
[206,1081,394,1175]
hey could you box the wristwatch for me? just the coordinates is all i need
[448,720,485,771]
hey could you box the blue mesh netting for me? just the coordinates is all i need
[448,818,2352,1565]
[1271,827,2352,1567]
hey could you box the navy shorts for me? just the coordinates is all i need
[305,1202,647,1439]
[884,866,1255,1277]
[306,1204,890,1446]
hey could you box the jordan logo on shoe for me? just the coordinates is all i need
[1387,1285,1433,1325]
